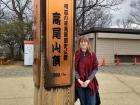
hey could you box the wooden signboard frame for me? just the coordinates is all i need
[33,0,41,88]
[44,0,74,88]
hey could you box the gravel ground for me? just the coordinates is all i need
[0,62,140,78]
[0,62,33,78]
[99,64,140,77]
[1,62,140,105]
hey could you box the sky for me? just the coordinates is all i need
[1,0,139,28]
[111,0,138,26]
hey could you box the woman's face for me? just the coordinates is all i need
[80,41,88,52]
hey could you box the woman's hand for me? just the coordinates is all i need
[77,79,91,88]
[77,79,84,87]
[83,80,91,87]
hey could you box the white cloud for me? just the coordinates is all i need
[111,0,139,25]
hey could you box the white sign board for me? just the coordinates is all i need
[24,41,34,65]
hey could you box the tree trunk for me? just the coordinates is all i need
[9,45,14,59]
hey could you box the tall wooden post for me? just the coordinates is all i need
[33,0,75,105]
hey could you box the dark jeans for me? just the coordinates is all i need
[77,87,96,105]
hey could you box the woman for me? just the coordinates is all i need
[75,36,99,105]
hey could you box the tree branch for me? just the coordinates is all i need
[16,0,22,11]
[12,0,19,15]
[1,0,14,11]
[21,0,30,12]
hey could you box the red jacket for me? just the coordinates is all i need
[75,50,99,95]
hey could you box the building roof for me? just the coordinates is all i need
[80,27,140,35]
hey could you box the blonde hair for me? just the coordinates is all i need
[77,36,92,54]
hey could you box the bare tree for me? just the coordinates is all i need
[116,18,133,29]
[116,1,140,29]
[76,0,124,33]
[129,1,140,25]
[83,8,112,30]
[0,0,32,22]
[0,0,33,59]
[0,0,5,20]
[0,0,33,39]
